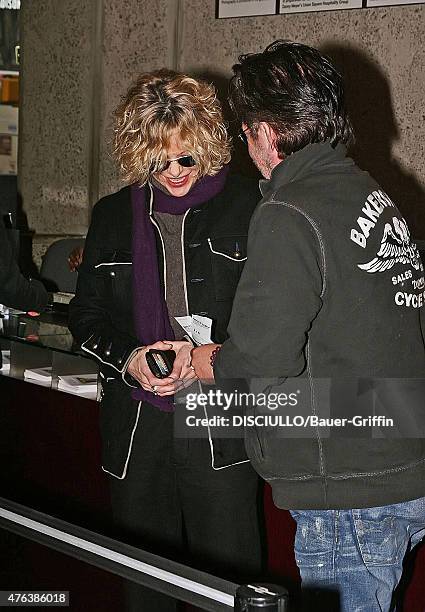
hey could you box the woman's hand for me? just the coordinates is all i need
[154,340,198,396]
[126,340,199,396]
[126,341,177,393]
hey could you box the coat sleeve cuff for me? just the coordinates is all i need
[80,333,140,375]
[121,346,145,388]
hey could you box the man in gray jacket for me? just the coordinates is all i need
[190,41,425,611]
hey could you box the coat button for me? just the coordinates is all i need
[234,241,242,258]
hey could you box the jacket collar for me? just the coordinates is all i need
[259,141,350,198]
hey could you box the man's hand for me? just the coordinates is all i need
[190,344,220,384]
[126,341,177,394]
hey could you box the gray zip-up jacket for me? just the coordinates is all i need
[215,142,425,510]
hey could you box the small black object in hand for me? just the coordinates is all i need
[146,349,176,378]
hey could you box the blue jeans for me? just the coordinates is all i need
[290,496,425,612]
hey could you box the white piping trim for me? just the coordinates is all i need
[94,262,132,268]
[208,420,250,470]
[199,381,217,468]
[199,381,250,471]
[99,372,115,382]
[181,209,191,316]
[148,181,155,215]
[101,401,142,480]
[0,506,234,608]
[121,346,145,388]
[148,183,168,301]
[207,238,247,262]
[211,447,250,471]
[213,458,251,470]
[81,343,121,373]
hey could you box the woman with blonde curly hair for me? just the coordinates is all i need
[69,69,262,611]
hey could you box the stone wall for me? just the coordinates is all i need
[179,1,425,235]
[19,0,425,252]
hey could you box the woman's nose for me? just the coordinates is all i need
[167,160,183,177]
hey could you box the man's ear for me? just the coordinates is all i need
[259,122,278,151]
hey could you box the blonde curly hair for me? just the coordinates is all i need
[113,69,232,185]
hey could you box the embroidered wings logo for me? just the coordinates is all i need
[358,216,421,273]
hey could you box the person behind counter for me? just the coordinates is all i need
[0,219,48,312]
[67,244,83,272]
[69,69,263,611]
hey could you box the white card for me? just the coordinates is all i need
[175,315,213,345]
[174,316,193,338]
[192,315,213,345]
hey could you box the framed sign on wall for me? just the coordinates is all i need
[279,0,362,13]
[216,0,277,18]
[217,0,423,16]
[366,0,423,5]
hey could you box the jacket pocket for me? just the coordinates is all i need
[244,405,267,465]
[291,512,335,569]
[207,235,247,301]
[352,509,402,566]
[95,250,132,313]
[99,377,139,476]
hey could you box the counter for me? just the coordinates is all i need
[0,310,98,399]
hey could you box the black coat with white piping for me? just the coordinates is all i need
[69,175,259,477]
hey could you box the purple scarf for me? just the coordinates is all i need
[131,166,229,410]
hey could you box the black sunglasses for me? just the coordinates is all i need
[156,155,197,172]
[238,127,250,146]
